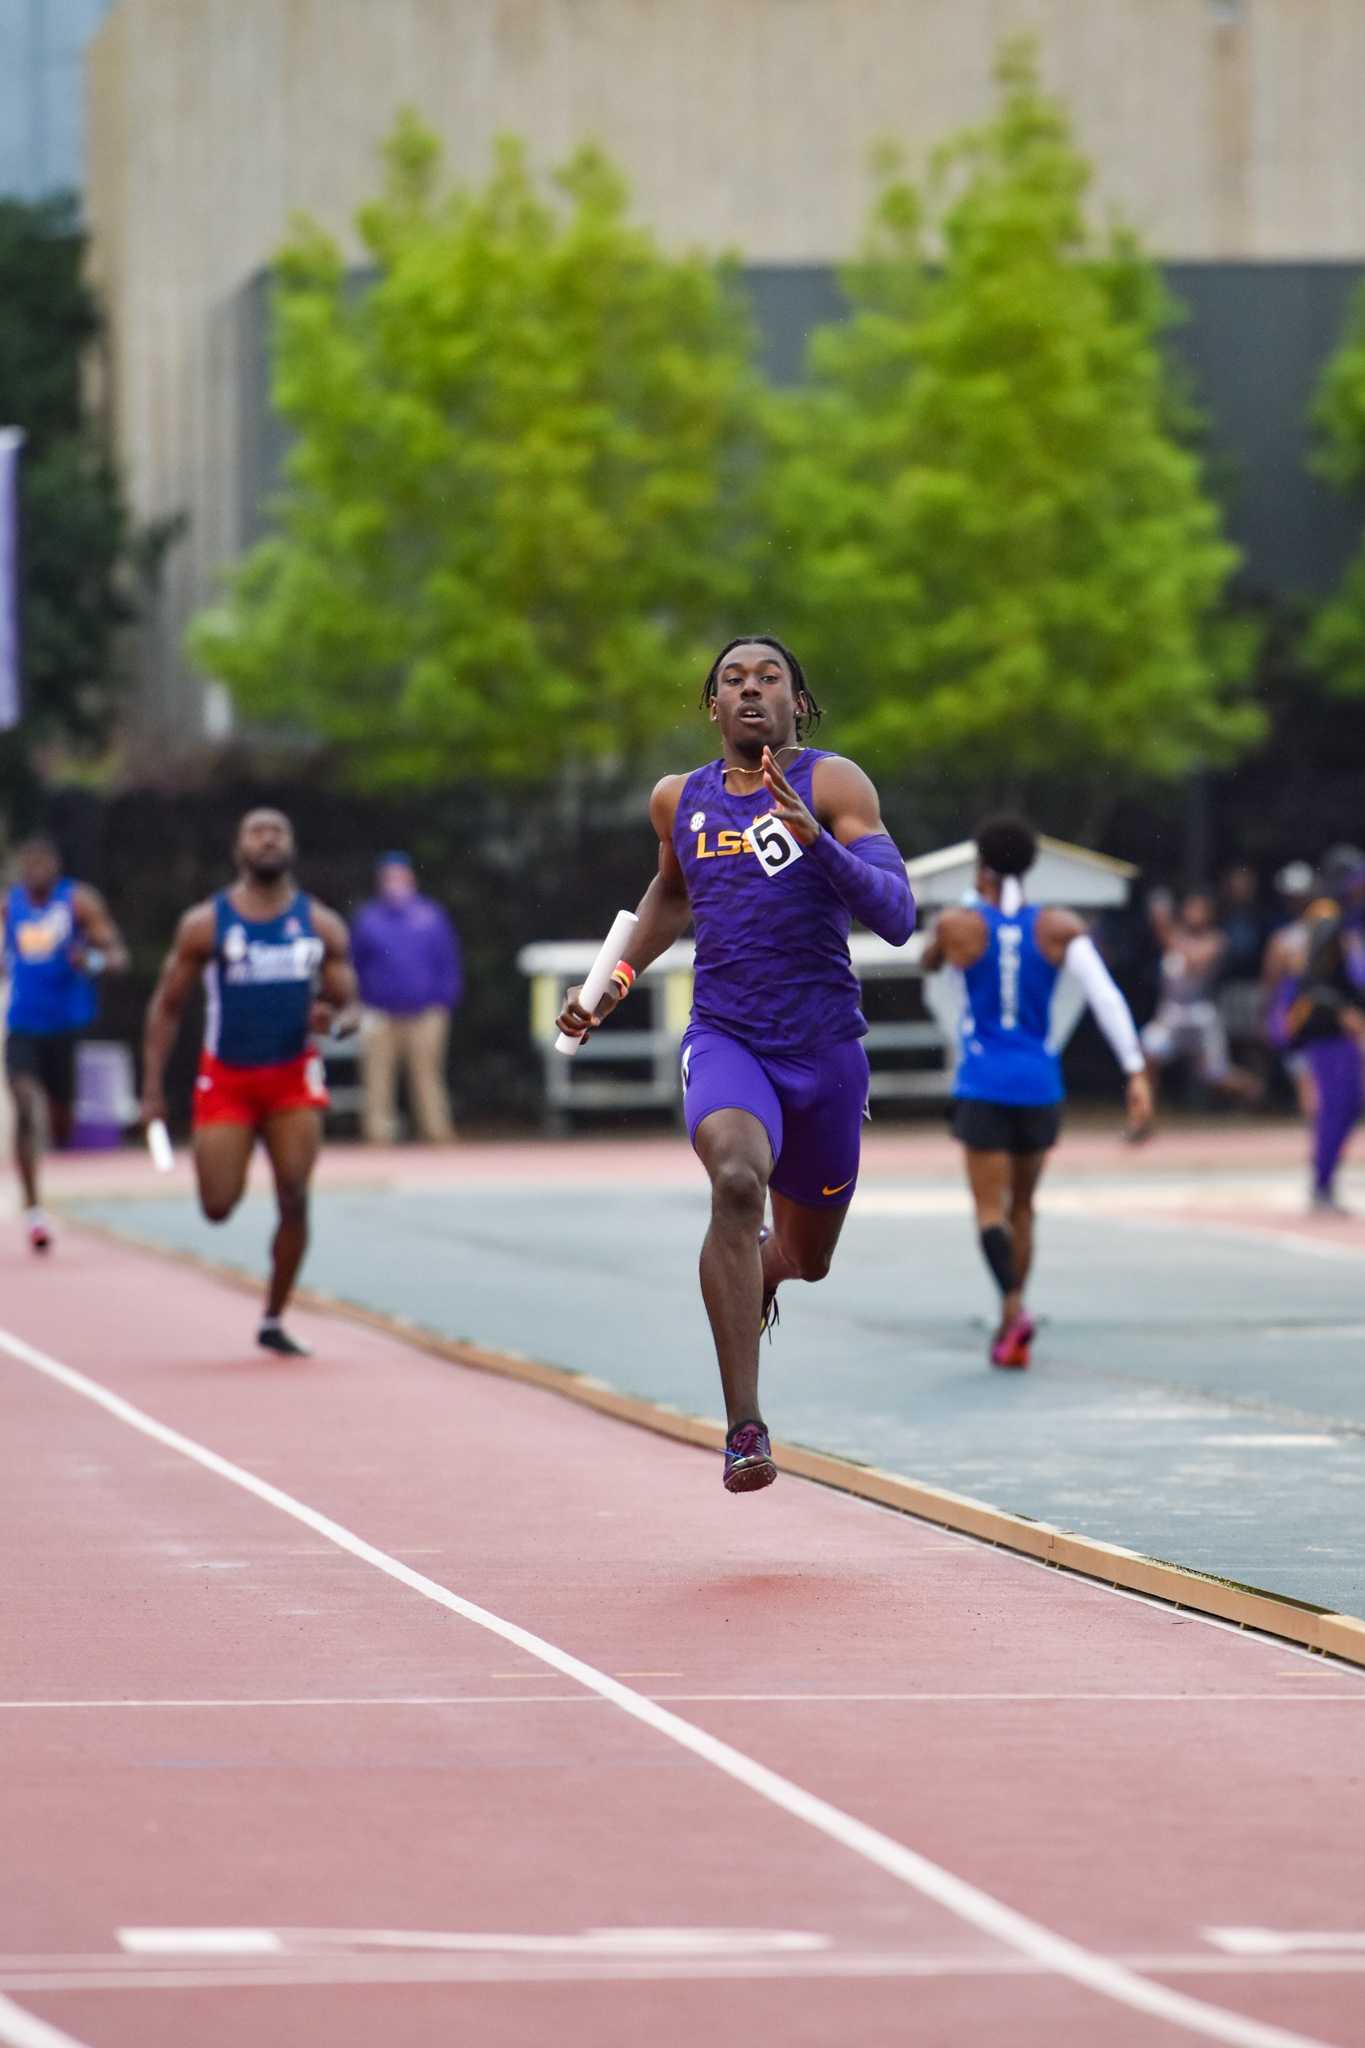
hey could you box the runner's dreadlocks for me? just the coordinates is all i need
[700,636,824,740]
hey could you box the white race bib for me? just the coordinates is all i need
[748,813,805,879]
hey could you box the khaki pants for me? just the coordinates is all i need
[361,1007,455,1143]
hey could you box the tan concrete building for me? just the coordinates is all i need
[85,0,1365,751]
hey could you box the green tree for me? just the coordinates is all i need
[190,119,761,786]
[762,42,1256,802]
[1308,282,1365,690]
[0,194,132,762]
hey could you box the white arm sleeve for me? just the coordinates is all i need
[1064,934,1145,1076]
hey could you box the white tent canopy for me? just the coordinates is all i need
[517,831,1140,1121]
[906,834,1137,912]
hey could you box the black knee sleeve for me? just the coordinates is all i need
[979,1223,1016,1296]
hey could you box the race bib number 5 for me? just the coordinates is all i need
[749,812,805,879]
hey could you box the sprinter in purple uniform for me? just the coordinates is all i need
[557,637,915,1494]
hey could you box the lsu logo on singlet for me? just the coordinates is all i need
[693,828,754,861]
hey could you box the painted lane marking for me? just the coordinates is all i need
[0,1323,1337,2048]
[855,1190,1365,1264]
[1199,1435,1338,1449]
[1207,1931,1365,1958]
[7,1947,1365,1993]
[4,1691,1365,1709]
[119,1927,827,1958]
[0,1995,91,2048]
[1259,1326,1365,1342]
[119,1930,282,1956]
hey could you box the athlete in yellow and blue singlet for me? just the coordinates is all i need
[2,837,127,1252]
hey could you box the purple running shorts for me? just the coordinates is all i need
[681,1025,870,1208]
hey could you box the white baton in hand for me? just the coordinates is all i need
[555,910,640,1056]
[146,1119,174,1173]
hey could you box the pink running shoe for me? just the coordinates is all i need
[990,1314,1034,1370]
[723,1420,777,1494]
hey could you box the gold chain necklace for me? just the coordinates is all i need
[720,743,805,790]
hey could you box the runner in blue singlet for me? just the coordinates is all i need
[140,809,357,1356]
[2,836,127,1253]
[922,816,1152,1370]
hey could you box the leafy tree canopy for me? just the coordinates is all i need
[760,41,1258,799]
[0,193,131,760]
[190,119,762,786]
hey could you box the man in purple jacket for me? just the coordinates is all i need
[352,854,461,1143]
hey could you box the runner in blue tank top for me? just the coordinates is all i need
[140,809,357,1357]
[557,637,916,1493]
[2,836,127,1253]
[922,816,1152,1370]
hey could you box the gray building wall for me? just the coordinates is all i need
[85,0,1365,753]
[1161,262,1365,602]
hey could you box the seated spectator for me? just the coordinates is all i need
[1217,863,1267,984]
[1142,888,1262,1107]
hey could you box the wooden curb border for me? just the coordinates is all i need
[65,1212,1365,1673]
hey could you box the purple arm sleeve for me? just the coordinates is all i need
[806,831,917,946]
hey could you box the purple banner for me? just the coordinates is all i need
[0,428,22,731]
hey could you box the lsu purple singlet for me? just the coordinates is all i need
[673,749,871,1208]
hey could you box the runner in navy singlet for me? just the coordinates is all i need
[557,637,916,1494]
[2,836,127,1252]
[922,816,1152,1370]
[140,809,357,1356]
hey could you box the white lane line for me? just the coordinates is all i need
[0,1323,1337,2048]
[0,1695,600,1709]
[1201,1436,1339,1449]
[119,1926,827,1958]
[3,1692,1364,1709]
[0,1994,91,2048]
[1071,1209,1365,1265]
[118,1929,282,1956]
[7,1948,1365,1993]
[1207,1932,1365,1958]
[1259,1326,1365,1342]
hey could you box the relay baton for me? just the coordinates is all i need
[554,909,639,1056]
[146,1118,175,1173]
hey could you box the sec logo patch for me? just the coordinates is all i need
[690,811,706,830]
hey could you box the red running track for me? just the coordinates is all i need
[2,1224,1364,2048]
